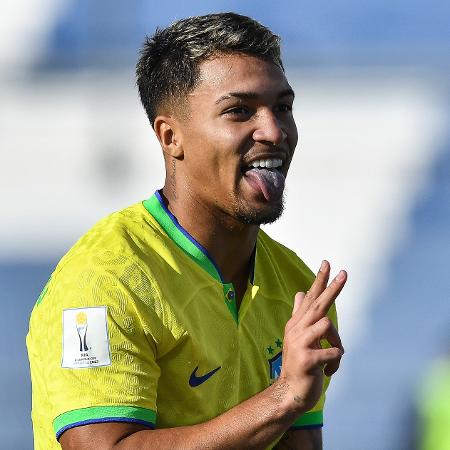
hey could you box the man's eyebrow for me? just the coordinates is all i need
[215,88,295,104]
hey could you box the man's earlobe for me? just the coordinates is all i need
[154,116,184,159]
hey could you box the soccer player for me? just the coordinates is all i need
[27,12,346,450]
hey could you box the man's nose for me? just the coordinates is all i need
[252,111,287,146]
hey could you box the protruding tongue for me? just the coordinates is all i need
[245,168,286,201]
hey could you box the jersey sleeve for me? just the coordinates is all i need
[29,250,165,440]
[290,301,338,429]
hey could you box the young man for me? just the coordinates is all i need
[27,13,346,450]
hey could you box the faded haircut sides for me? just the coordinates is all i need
[136,12,283,127]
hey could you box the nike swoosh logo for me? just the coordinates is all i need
[189,365,221,387]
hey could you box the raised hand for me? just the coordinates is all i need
[278,260,347,413]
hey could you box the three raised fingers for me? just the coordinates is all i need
[286,261,346,378]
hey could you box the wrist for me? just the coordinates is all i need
[270,377,308,423]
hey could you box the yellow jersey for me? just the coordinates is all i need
[27,191,337,449]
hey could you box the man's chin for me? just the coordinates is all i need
[234,198,285,225]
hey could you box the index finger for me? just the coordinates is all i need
[303,270,347,326]
[298,260,330,316]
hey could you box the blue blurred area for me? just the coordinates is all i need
[1,262,56,449]
[37,0,450,69]
[325,133,450,449]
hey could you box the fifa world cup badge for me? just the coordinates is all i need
[61,306,111,368]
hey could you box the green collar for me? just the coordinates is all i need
[143,191,225,283]
[143,191,245,322]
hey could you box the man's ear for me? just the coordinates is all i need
[153,116,184,159]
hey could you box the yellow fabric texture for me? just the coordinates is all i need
[27,198,337,449]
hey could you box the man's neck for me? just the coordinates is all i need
[161,185,258,298]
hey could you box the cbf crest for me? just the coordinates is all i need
[266,338,283,381]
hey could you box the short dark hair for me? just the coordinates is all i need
[136,12,283,126]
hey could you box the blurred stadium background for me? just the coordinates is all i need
[1,1,449,448]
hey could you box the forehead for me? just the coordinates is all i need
[190,54,292,101]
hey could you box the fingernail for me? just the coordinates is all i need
[320,260,327,272]
[336,270,346,281]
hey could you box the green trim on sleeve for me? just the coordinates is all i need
[53,405,157,434]
[292,410,323,428]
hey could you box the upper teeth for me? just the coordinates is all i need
[250,158,283,169]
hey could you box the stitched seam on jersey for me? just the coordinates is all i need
[53,405,157,436]
[119,255,169,355]
[292,410,323,427]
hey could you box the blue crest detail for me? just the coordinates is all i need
[268,351,282,380]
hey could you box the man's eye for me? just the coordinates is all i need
[224,106,250,115]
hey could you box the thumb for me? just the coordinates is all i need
[293,292,305,316]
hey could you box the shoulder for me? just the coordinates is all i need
[52,201,163,276]
[29,202,169,345]
[38,202,167,312]
[64,202,159,259]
